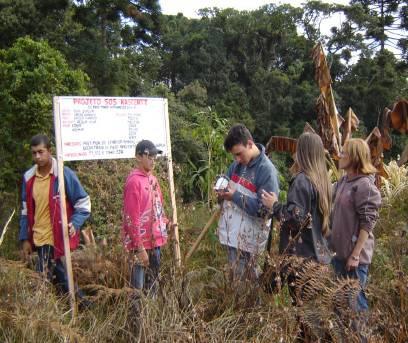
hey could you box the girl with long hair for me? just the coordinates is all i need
[261,132,332,264]
[261,132,332,341]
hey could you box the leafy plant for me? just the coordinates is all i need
[381,160,408,202]
[0,37,89,193]
[183,110,230,207]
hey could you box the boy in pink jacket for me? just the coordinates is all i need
[122,140,168,294]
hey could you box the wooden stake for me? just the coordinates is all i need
[163,100,181,267]
[53,97,77,318]
[81,227,96,246]
[0,209,15,247]
[185,206,221,263]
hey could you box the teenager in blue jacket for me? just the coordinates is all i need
[19,134,91,294]
[217,124,279,281]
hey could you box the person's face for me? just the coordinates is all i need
[31,143,52,168]
[138,153,157,173]
[230,142,253,166]
[339,150,351,170]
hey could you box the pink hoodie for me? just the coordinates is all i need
[122,168,168,251]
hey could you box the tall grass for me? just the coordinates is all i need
[2,228,407,342]
[1,161,407,342]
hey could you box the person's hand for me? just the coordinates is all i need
[217,181,236,201]
[21,240,32,261]
[346,254,359,271]
[135,249,149,267]
[68,222,76,237]
[261,189,278,209]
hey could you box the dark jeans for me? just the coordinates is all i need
[130,247,161,296]
[36,245,69,293]
[226,246,257,282]
[331,257,369,312]
[36,245,87,302]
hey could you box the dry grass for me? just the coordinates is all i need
[0,161,407,342]
[2,238,407,342]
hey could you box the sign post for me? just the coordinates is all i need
[53,97,77,318]
[163,101,181,266]
[53,97,181,314]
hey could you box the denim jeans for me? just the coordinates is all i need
[331,257,369,312]
[36,245,69,293]
[225,246,257,282]
[130,247,161,295]
[36,244,89,306]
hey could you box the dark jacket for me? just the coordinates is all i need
[330,174,381,265]
[271,172,331,264]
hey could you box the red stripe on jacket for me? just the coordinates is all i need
[231,174,257,193]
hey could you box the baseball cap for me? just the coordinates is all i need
[135,139,163,156]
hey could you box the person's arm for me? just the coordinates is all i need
[123,180,149,266]
[157,181,169,225]
[19,177,29,241]
[346,230,369,270]
[63,167,91,232]
[346,178,381,270]
[262,174,312,232]
[157,180,176,238]
[228,163,280,217]
[19,177,32,258]
[123,182,142,248]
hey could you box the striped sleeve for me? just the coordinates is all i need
[19,177,29,241]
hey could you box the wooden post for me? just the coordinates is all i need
[81,227,96,246]
[53,97,77,318]
[164,99,181,267]
[185,206,221,263]
[163,100,181,267]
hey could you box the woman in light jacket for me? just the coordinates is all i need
[330,138,381,312]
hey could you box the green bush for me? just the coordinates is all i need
[0,37,89,193]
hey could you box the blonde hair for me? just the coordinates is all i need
[343,138,377,175]
[296,132,332,236]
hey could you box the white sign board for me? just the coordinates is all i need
[53,96,169,161]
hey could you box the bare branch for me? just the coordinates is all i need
[0,209,15,247]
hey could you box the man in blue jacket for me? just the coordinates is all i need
[19,134,91,294]
[217,124,279,281]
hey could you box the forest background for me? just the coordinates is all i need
[0,0,407,342]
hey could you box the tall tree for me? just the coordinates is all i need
[159,5,320,142]
[0,37,89,192]
[72,0,161,50]
[328,0,408,59]
[0,0,69,49]
[66,0,162,94]
[0,1,162,94]
[352,0,407,54]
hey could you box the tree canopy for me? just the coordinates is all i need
[0,37,89,190]
[0,0,407,196]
